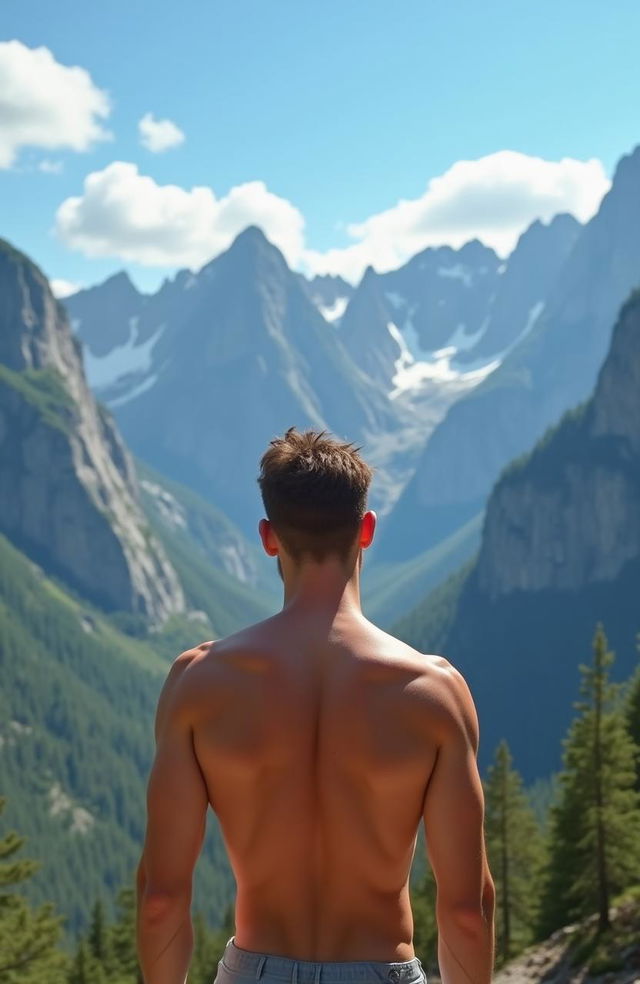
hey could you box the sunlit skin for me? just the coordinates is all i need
[136,510,494,984]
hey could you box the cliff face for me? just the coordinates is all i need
[0,238,184,622]
[475,289,640,600]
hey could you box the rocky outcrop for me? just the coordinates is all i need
[475,289,640,600]
[0,238,184,622]
[492,900,640,984]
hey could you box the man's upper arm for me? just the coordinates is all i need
[422,664,493,915]
[139,652,209,901]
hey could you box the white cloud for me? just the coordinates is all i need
[54,151,611,285]
[55,161,306,268]
[302,151,611,282]
[51,278,82,298]
[0,40,111,168]
[138,113,185,153]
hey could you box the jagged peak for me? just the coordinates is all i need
[198,224,289,281]
[510,211,582,254]
[305,272,352,291]
[73,269,141,300]
[224,224,278,262]
[360,264,378,284]
[456,237,499,261]
[233,223,270,246]
[611,142,640,186]
[0,236,50,286]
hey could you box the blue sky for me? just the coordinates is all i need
[2,0,639,293]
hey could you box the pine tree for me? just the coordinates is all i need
[188,910,219,984]
[623,632,640,792]
[108,883,143,983]
[536,623,640,939]
[68,939,108,984]
[88,897,112,965]
[0,795,69,982]
[483,740,545,964]
[410,864,438,967]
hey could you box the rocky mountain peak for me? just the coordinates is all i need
[0,238,82,377]
[609,141,640,187]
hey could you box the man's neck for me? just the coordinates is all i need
[280,555,363,620]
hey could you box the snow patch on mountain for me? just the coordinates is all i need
[389,315,500,399]
[319,296,349,324]
[387,321,414,373]
[82,317,165,390]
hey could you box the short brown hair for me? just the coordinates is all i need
[257,427,373,562]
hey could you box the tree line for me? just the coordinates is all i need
[2,622,639,982]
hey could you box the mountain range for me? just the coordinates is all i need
[378,145,640,562]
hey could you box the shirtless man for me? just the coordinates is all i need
[136,427,495,984]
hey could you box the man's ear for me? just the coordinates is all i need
[258,518,279,557]
[359,510,377,549]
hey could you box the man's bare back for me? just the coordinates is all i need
[174,607,484,963]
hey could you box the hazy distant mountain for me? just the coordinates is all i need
[378,145,640,562]
[65,271,146,357]
[339,240,502,394]
[337,218,578,402]
[71,227,400,532]
[455,212,581,363]
[0,238,184,622]
[397,287,640,783]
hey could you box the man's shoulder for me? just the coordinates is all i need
[173,614,280,674]
[377,630,474,718]
[373,624,458,678]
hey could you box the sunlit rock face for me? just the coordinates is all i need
[0,237,184,622]
[476,288,640,599]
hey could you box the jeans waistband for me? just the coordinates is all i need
[221,936,425,984]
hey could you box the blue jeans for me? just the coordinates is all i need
[214,936,427,984]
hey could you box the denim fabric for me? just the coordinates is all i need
[212,936,427,984]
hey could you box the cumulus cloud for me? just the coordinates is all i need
[138,112,185,153]
[50,278,82,298]
[0,40,111,168]
[55,161,306,268]
[303,151,610,282]
[54,151,611,284]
